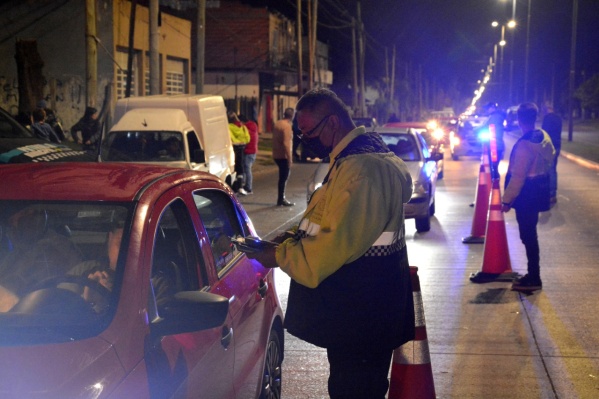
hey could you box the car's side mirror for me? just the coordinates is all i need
[151,291,229,337]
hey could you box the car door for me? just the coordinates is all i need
[192,189,271,397]
[144,190,236,399]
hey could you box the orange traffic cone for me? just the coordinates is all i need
[462,164,490,244]
[470,179,519,283]
[389,266,436,399]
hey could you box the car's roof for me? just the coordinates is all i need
[373,126,413,135]
[0,162,221,202]
[383,121,427,129]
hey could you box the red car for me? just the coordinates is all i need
[0,163,284,398]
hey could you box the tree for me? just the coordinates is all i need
[574,73,599,119]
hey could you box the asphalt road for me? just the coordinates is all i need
[238,132,599,398]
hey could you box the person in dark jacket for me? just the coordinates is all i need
[542,105,562,203]
[36,100,65,142]
[502,103,555,292]
[71,106,101,151]
[248,89,415,398]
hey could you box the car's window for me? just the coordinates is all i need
[381,133,421,162]
[102,131,184,162]
[0,201,130,343]
[0,109,33,139]
[192,191,245,275]
[149,199,207,315]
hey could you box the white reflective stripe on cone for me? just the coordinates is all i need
[488,209,504,221]
[394,338,431,365]
[413,292,425,327]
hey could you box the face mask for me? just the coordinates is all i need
[301,135,331,159]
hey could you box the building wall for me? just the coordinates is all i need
[0,0,192,130]
[113,0,191,100]
[205,1,271,71]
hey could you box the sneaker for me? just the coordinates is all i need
[243,188,253,195]
[511,274,542,291]
[237,188,248,196]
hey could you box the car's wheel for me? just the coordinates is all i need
[259,328,283,399]
[452,153,459,161]
[437,168,444,180]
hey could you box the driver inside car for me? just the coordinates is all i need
[0,207,83,311]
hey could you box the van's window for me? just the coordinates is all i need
[192,191,245,275]
[102,131,184,162]
[187,131,202,162]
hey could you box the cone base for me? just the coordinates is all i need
[469,271,521,283]
[462,235,485,244]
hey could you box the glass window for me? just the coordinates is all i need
[192,191,245,275]
[149,200,206,315]
[102,131,184,162]
[381,133,421,162]
[0,201,129,342]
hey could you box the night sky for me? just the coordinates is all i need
[251,0,599,112]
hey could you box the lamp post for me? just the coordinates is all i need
[492,20,516,106]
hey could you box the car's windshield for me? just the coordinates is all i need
[0,201,130,343]
[380,133,421,162]
[0,109,33,139]
[102,131,184,162]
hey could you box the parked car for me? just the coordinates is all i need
[384,121,445,180]
[0,107,93,164]
[351,117,378,128]
[307,127,440,232]
[0,162,284,398]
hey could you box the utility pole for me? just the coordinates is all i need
[125,0,137,98]
[195,0,205,94]
[567,0,578,142]
[311,0,318,89]
[149,0,160,94]
[296,0,303,98]
[85,0,97,106]
[390,46,396,116]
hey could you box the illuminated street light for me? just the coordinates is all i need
[492,20,516,106]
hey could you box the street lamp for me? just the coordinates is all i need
[492,20,516,105]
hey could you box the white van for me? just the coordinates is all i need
[101,94,236,185]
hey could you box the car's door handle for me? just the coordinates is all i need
[258,279,268,298]
[221,326,233,349]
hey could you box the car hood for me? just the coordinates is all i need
[0,337,126,398]
[0,139,94,163]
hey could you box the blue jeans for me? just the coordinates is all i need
[243,153,256,192]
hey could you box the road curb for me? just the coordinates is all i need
[560,150,599,171]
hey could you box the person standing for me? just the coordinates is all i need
[249,89,415,398]
[71,106,101,152]
[239,114,259,195]
[272,107,295,206]
[31,107,61,143]
[502,103,555,292]
[542,105,562,204]
[227,111,250,195]
[482,102,505,179]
